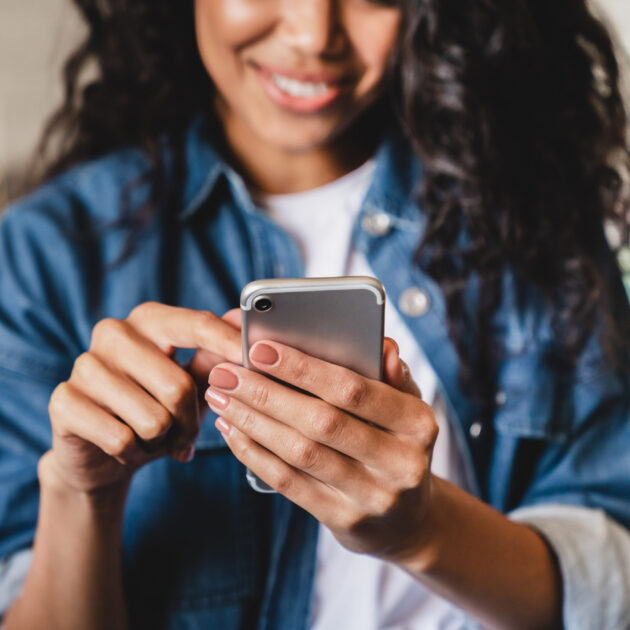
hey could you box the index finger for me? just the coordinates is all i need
[127,302,242,364]
[247,340,428,434]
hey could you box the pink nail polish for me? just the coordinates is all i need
[206,387,229,409]
[250,343,279,365]
[209,367,239,390]
[215,417,232,437]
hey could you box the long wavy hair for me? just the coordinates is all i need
[31,0,630,403]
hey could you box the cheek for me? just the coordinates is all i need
[194,0,276,73]
[346,11,401,84]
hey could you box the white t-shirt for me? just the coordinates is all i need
[259,161,472,630]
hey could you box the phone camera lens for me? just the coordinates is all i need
[254,297,273,312]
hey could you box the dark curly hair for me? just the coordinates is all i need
[32,0,630,403]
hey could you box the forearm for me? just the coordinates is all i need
[402,476,563,630]
[4,453,129,630]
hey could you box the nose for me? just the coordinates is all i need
[279,0,345,57]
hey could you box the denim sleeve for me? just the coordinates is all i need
[0,204,78,560]
[0,548,32,623]
[510,504,630,630]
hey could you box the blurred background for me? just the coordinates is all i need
[0,0,629,208]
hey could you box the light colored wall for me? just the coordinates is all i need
[0,0,629,203]
[0,0,84,179]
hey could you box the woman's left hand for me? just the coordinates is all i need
[205,332,439,564]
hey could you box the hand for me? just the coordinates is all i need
[44,303,242,494]
[205,338,439,563]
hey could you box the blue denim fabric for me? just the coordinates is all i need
[1,119,629,629]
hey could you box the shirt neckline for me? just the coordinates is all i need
[256,159,377,213]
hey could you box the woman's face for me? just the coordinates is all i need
[194,0,401,155]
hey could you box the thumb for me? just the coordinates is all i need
[222,308,242,329]
[186,307,243,401]
[383,337,422,398]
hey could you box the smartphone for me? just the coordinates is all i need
[240,276,386,493]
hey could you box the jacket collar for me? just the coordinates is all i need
[178,117,227,221]
[177,116,423,227]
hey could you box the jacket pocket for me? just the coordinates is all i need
[123,451,268,625]
[492,352,570,442]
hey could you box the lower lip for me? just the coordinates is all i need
[255,67,345,114]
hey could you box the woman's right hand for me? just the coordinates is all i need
[42,302,242,494]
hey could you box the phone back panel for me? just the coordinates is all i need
[241,277,385,380]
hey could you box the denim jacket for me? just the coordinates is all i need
[1,120,629,630]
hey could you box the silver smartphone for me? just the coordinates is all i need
[240,276,386,493]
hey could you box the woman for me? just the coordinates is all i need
[1,1,629,628]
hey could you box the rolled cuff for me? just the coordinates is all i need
[0,548,32,624]
[510,504,630,630]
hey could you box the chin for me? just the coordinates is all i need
[260,127,341,154]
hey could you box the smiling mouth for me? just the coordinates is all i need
[252,63,352,113]
[270,73,331,98]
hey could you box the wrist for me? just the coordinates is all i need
[395,474,448,576]
[38,451,130,516]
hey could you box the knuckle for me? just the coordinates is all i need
[272,470,294,496]
[195,310,219,333]
[48,382,73,418]
[91,317,126,347]
[128,301,158,323]
[310,407,343,442]
[288,355,310,384]
[289,439,320,470]
[401,451,428,489]
[425,417,439,445]
[107,426,136,458]
[154,407,173,434]
[144,408,173,440]
[71,352,98,381]
[230,436,249,460]
[405,457,428,488]
[408,403,439,445]
[239,408,259,434]
[249,382,270,409]
[163,372,197,415]
[337,376,368,409]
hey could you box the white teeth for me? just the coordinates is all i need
[270,73,330,98]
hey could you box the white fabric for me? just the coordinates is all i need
[260,161,472,630]
[0,547,31,626]
[510,504,630,630]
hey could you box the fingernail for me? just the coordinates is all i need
[176,444,195,463]
[215,417,232,437]
[205,388,229,409]
[250,343,279,366]
[209,367,239,390]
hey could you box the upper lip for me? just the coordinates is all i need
[251,62,352,85]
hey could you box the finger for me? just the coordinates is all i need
[247,340,426,433]
[222,308,242,329]
[187,309,243,385]
[398,359,422,398]
[383,337,422,398]
[91,320,200,452]
[206,387,378,498]
[215,419,342,522]
[383,337,399,360]
[208,364,398,468]
[71,352,173,451]
[383,338,401,387]
[384,351,422,399]
[187,348,227,390]
[127,302,242,364]
[50,382,145,466]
